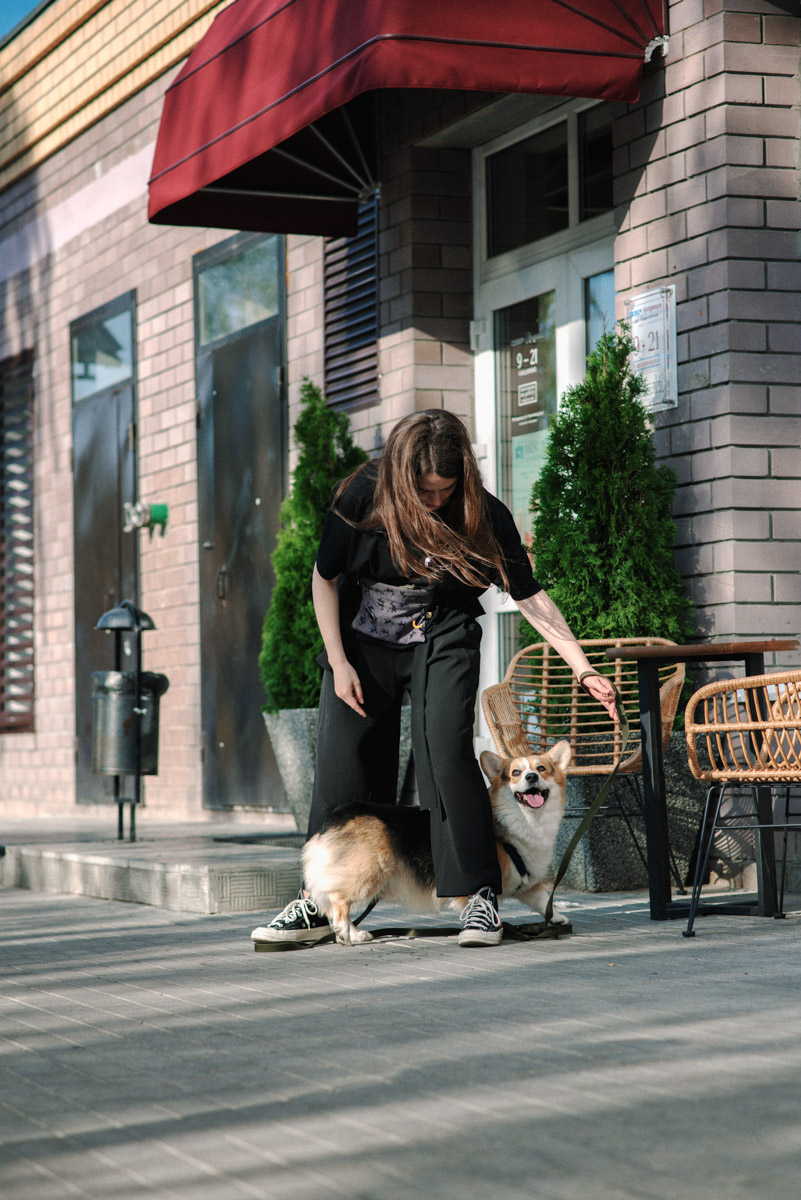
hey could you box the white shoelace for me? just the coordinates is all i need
[459,892,501,930]
[278,897,319,927]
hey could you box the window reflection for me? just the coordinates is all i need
[495,292,557,547]
[198,236,280,346]
[71,307,133,402]
[585,270,616,354]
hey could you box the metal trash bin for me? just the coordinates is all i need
[91,670,170,775]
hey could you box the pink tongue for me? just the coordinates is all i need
[520,792,545,809]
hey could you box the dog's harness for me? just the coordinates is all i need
[501,840,530,885]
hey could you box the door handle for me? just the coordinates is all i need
[216,566,228,600]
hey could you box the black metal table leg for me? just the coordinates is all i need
[638,660,673,920]
[744,651,778,917]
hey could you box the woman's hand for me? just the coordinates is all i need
[312,566,366,717]
[332,660,366,717]
[580,672,618,722]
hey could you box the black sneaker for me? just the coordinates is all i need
[458,887,502,947]
[250,892,330,944]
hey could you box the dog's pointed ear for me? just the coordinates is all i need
[549,740,572,771]
[480,749,505,781]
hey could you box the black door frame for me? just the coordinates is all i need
[70,291,139,803]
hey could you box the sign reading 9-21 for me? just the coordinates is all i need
[625,286,678,412]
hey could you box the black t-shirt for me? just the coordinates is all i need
[315,463,541,619]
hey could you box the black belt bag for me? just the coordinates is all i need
[352,580,435,645]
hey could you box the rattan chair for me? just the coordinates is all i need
[683,670,801,936]
[481,638,686,885]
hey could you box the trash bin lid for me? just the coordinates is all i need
[96,601,156,632]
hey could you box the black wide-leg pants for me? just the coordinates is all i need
[307,613,501,898]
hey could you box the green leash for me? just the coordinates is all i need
[543,677,629,927]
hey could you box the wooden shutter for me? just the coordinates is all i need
[324,193,379,409]
[0,351,35,731]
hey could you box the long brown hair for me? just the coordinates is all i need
[334,409,510,590]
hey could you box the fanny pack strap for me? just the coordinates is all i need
[543,681,629,927]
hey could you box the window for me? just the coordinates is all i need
[0,351,35,732]
[473,102,618,709]
[196,235,281,347]
[486,123,569,257]
[71,294,135,402]
[485,102,623,260]
[585,269,616,353]
[324,192,379,409]
[579,107,615,221]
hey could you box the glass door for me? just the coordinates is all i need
[472,98,620,741]
[473,245,614,731]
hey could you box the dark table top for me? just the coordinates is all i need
[605,639,799,663]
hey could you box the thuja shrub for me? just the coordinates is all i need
[522,324,693,648]
[260,379,367,712]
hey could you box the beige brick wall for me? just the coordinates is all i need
[0,73,229,815]
[284,130,476,464]
[0,0,229,193]
[614,1,801,658]
[377,143,473,438]
[0,67,338,817]
[285,234,324,469]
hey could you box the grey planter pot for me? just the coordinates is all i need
[554,730,708,893]
[264,705,413,834]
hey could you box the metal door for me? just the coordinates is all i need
[72,385,138,802]
[197,321,285,809]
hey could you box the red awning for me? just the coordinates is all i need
[148,0,668,237]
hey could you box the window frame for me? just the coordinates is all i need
[477,98,619,286]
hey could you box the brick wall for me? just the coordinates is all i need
[0,0,227,193]
[0,74,228,815]
[285,234,324,471]
[376,142,473,436]
[374,92,486,444]
[285,93,480,462]
[614,0,801,658]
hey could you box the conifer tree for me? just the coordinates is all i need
[260,379,367,712]
[521,324,693,645]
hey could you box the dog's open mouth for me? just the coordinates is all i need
[515,786,548,810]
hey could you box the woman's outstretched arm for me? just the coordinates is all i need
[514,589,618,720]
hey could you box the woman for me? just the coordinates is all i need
[251,409,616,948]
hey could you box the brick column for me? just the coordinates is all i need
[376,141,474,442]
[614,1,801,648]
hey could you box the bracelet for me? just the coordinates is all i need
[578,670,603,684]
[578,670,606,693]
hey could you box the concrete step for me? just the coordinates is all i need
[0,833,304,915]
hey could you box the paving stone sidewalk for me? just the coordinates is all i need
[2,886,801,1200]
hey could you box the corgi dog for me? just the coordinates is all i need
[302,741,572,945]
